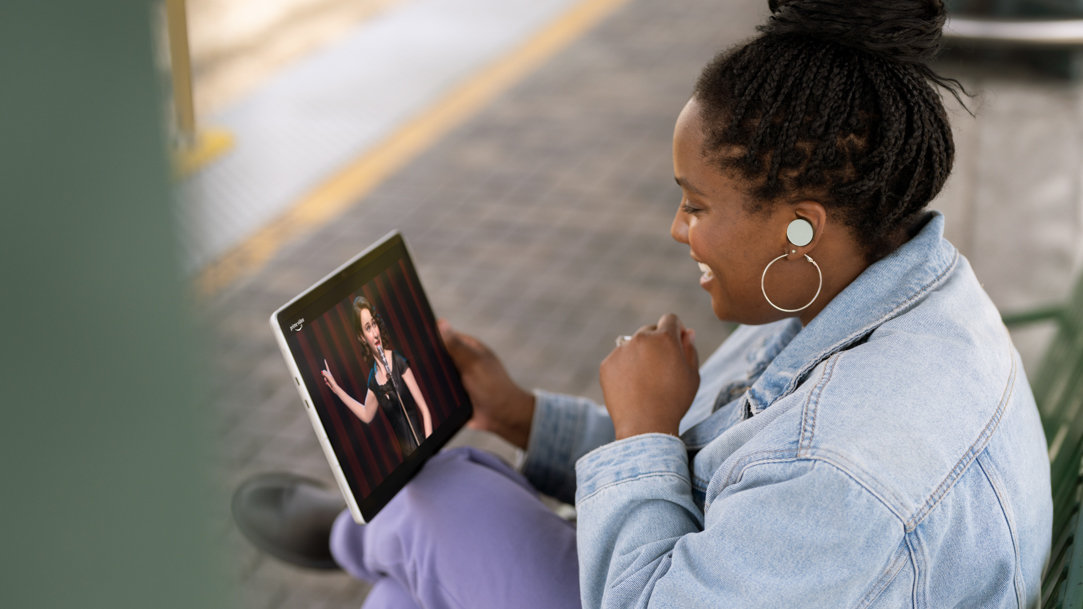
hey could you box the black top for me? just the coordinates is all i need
[368,351,424,456]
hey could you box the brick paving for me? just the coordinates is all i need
[197,0,1083,607]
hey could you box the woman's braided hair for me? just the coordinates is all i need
[695,0,964,261]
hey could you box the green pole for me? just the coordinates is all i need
[0,1,231,607]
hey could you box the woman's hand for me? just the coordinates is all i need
[321,369,341,394]
[600,313,699,440]
[439,320,535,450]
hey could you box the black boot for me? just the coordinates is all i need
[231,472,345,570]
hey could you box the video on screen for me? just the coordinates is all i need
[286,258,468,501]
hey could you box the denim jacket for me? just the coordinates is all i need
[522,213,1052,608]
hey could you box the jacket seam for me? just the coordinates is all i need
[976,452,1026,608]
[905,345,1016,531]
[716,448,796,490]
[854,542,910,609]
[905,531,927,609]
[578,471,692,504]
[724,454,908,525]
[798,353,839,456]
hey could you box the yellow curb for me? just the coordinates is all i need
[195,0,632,297]
[172,128,234,177]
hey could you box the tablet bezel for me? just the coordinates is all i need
[270,231,473,523]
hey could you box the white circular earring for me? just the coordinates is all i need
[762,218,821,313]
[761,253,823,313]
[786,218,814,247]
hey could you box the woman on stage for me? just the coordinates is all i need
[322,296,433,456]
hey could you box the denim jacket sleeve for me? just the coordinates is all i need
[574,435,904,609]
[520,389,616,504]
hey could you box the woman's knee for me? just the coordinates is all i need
[392,447,538,526]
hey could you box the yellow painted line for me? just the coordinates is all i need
[196,0,632,297]
[173,128,234,177]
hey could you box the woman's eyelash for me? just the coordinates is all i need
[681,203,702,214]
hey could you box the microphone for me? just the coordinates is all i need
[376,346,421,447]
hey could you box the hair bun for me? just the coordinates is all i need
[763,0,946,63]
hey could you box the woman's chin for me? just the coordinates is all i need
[710,297,779,325]
[709,296,733,322]
[705,283,737,322]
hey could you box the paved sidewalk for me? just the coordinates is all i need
[197,1,1083,607]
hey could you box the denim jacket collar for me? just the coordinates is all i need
[746,212,959,415]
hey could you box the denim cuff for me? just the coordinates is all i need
[575,433,689,503]
[522,390,613,504]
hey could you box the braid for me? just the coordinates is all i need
[694,1,963,262]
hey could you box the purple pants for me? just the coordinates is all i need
[330,447,581,609]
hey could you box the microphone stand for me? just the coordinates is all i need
[377,348,422,447]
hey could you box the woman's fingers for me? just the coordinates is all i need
[656,313,680,339]
[681,326,699,368]
[600,313,701,439]
[652,314,699,368]
[439,319,486,364]
[437,319,535,449]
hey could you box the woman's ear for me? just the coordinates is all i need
[786,201,827,258]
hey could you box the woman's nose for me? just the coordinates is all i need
[670,208,688,244]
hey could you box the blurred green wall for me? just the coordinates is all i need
[1,1,229,606]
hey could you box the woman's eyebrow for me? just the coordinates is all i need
[675,176,706,196]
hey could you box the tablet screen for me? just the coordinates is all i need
[271,232,472,522]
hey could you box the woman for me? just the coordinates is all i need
[242,1,1052,606]
[322,296,433,455]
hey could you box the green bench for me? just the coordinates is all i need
[1002,271,1083,608]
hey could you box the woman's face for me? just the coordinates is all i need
[670,98,807,324]
[359,307,382,354]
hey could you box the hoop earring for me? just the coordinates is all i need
[761,253,823,313]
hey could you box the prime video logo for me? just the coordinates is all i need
[290,318,305,333]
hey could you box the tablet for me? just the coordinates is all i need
[270,231,473,523]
